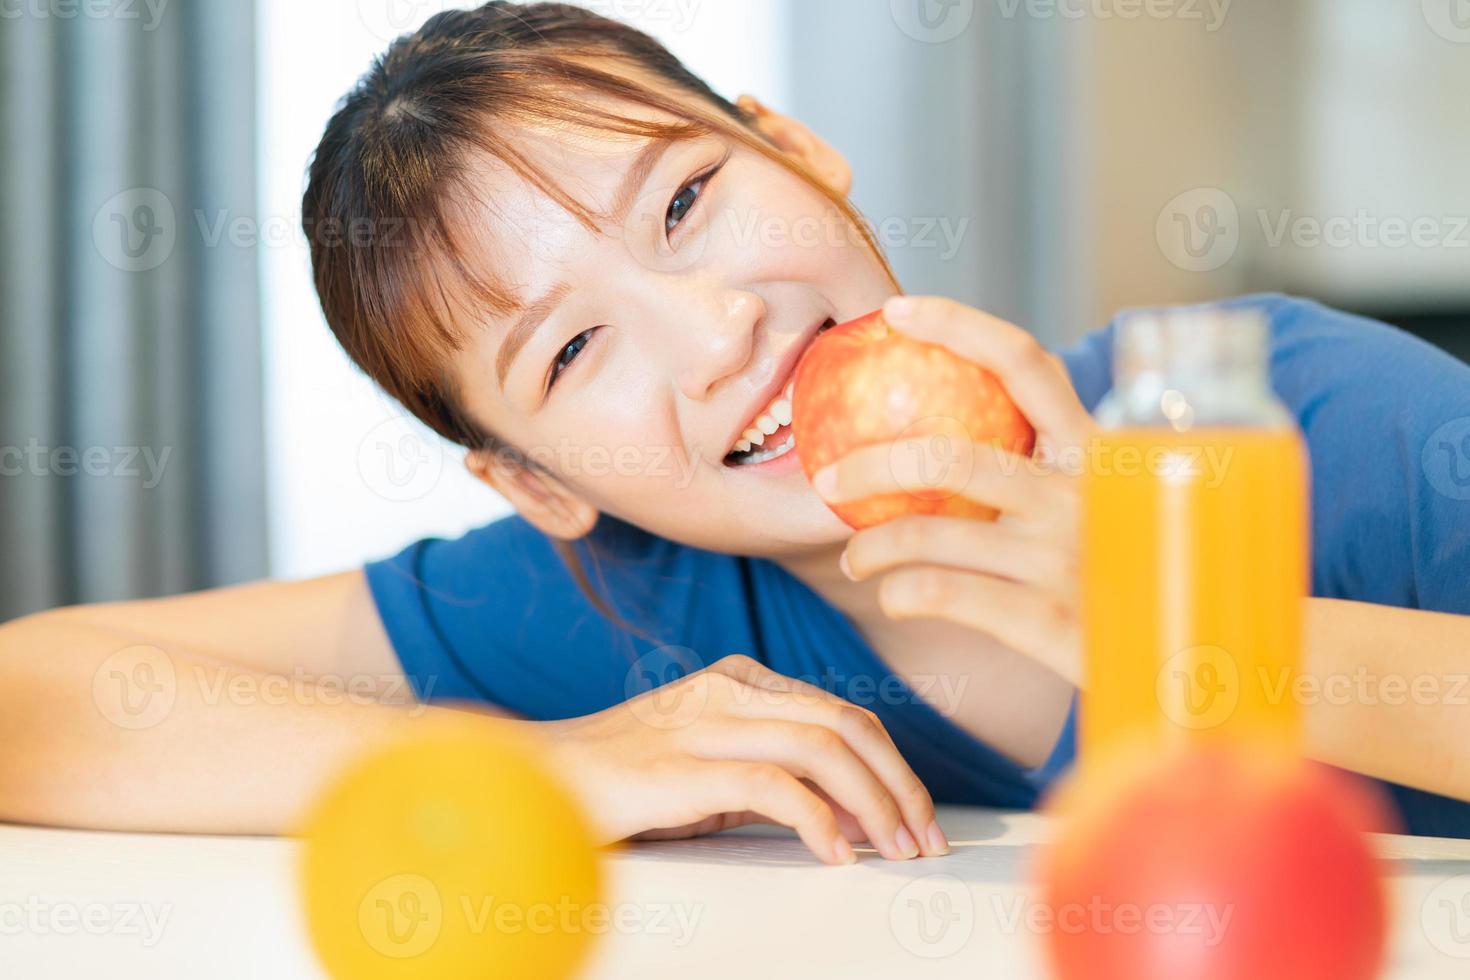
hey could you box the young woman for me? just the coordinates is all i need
[3,2,1469,860]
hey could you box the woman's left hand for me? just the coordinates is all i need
[811,295,1096,687]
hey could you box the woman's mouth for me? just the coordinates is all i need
[724,380,796,466]
[722,317,836,468]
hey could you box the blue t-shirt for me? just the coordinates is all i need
[366,295,1470,838]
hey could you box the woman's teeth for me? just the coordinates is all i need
[728,381,796,464]
[735,431,795,465]
[724,318,832,466]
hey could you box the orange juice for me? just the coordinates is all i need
[1080,426,1308,760]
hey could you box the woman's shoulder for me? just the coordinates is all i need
[1058,293,1470,611]
[367,512,742,616]
[1057,292,1470,415]
[363,512,776,716]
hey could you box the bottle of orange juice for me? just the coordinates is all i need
[1080,308,1309,762]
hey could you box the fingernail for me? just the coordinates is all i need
[894,824,919,859]
[833,835,856,865]
[838,550,855,581]
[812,465,837,496]
[925,821,950,856]
[883,296,917,322]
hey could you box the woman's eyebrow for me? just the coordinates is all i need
[494,140,677,388]
[496,280,573,387]
[606,138,675,227]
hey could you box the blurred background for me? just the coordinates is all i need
[2,0,1467,621]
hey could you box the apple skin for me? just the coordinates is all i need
[1035,740,1394,980]
[790,309,1036,529]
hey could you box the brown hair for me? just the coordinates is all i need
[302,2,897,623]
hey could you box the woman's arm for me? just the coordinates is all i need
[0,574,946,862]
[0,572,489,832]
[1303,597,1470,802]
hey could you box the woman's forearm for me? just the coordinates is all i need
[0,608,505,834]
[1303,596,1470,801]
[0,610,948,862]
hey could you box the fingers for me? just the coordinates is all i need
[707,655,897,744]
[686,719,922,860]
[843,515,1075,589]
[878,565,1081,685]
[882,295,1094,449]
[813,437,1067,523]
[682,760,854,865]
[702,656,946,857]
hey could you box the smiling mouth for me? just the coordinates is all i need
[723,317,836,468]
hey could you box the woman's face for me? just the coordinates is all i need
[447,90,894,557]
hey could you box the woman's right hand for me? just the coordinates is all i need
[536,655,948,864]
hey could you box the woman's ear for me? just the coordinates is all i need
[737,95,852,196]
[464,448,599,540]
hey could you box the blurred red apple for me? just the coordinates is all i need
[1035,740,1394,980]
[791,309,1035,529]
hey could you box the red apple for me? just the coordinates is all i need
[791,309,1035,529]
[1035,740,1394,980]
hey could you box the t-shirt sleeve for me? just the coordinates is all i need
[1057,293,1470,613]
[1263,296,1470,614]
[364,515,658,720]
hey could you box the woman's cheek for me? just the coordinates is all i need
[720,157,879,283]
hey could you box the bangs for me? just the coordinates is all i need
[305,16,895,445]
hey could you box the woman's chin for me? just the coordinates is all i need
[725,482,853,555]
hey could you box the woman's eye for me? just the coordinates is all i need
[548,328,596,389]
[665,177,706,233]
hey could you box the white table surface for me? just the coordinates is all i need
[5,806,1470,978]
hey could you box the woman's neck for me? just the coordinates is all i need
[775,542,886,634]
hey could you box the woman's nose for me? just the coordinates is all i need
[668,289,764,402]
